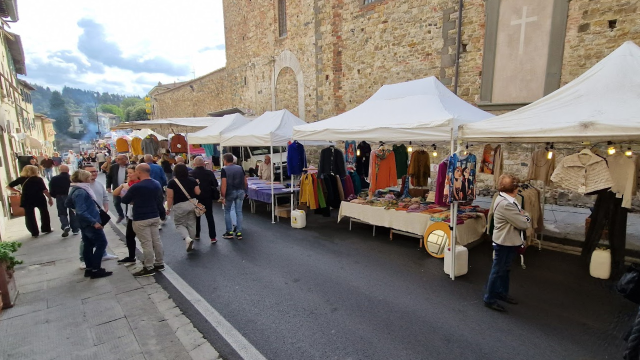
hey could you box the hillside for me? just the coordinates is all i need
[30,84,141,115]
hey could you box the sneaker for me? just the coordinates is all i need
[211,238,217,244]
[158,225,163,231]
[186,237,194,252]
[117,257,136,264]
[154,264,165,272]
[133,268,155,277]
[80,262,86,270]
[73,231,80,235]
[43,230,53,234]
[116,216,124,224]
[236,232,243,240]
[222,232,234,239]
[194,236,200,241]
[103,254,119,261]
[233,225,237,233]
[91,268,113,279]
[62,227,70,237]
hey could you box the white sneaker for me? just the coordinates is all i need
[102,254,118,261]
[186,237,194,252]
[158,225,163,231]
[80,262,86,270]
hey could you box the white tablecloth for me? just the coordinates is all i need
[338,202,486,246]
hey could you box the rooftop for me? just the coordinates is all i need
[0,0,18,22]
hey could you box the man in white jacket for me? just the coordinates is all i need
[483,174,531,313]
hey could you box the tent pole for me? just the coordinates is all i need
[271,144,275,224]
[450,127,457,280]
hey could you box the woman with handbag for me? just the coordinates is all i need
[66,170,112,279]
[6,165,54,237]
[113,165,140,264]
[166,164,202,252]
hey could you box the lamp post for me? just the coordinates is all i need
[94,92,101,139]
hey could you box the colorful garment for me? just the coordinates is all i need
[445,153,477,204]
[408,150,431,186]
[436,160,449,207]
[345,141,356,168]
[393,144,409,179]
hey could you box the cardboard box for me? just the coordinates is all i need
[275,205,291,218]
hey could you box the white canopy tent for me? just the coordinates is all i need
[293,76,493,143]
[459,41,640,143]
[130,128,167,141]
[187,114,251,144]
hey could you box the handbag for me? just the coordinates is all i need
[617,263,640,304]
[174,178,206,217]
[94,200,112,226]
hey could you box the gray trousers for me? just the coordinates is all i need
[172,201,196,242]
[132,217,163,270]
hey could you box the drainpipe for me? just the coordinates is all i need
[453,0,464,95]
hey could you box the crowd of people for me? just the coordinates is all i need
[6,149,249,279]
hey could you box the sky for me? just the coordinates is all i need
[11,0,227,96]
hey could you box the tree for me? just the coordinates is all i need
[49,91,71,134]
[120,97,144,113]
[99,104,124,118]
[83,105,96,126]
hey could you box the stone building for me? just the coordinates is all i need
[151,0,640,208]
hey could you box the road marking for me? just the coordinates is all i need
[162,267,268,360]
[109,216,267,360]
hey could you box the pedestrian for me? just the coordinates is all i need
[29,157,42,176]
[40,154,55,181]
[52,152,62,175]
[89,152,97,169]
[66,169,113,279]
[161,154,173,181]
[113,164,140,264]
[101,156,112,174]
[106,154,129,223]
[48,164,79,237]
[96,151,106,171]
[220,153,247,240]
[6,165,54,237]
[258,155,272,181]
[144,154,167,188]
[83,164,118,263]
[483,174,531,312]
[190,156,218,244]
[166,164,200,252]
[121,164,166,277]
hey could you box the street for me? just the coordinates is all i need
[99,174,637,360]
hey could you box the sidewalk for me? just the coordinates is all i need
[0,211,220,360]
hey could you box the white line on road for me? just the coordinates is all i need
[110,217,267,360]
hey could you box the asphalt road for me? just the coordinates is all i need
[99,174,637,360]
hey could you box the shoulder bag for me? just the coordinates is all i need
[69,187,111,226]
[174,178,206,217]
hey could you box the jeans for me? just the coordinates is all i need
[24,203,52,237]
[195,197,217,239]
[113,195,125,218]
[132,217,163,270]
[56,196,79,232]
[81,226,108,271]
[43,168,53,181]
[224,190,245,232]
[484,243,518,304]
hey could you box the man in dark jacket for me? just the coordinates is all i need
[49,164,78,237]
[190,156,219,243]
[106,154,129,223]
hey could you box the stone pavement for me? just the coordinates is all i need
[0,210,220,360]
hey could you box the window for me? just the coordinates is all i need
[363,0,378,4]
[78,119,83,124]
[278,0,287,37]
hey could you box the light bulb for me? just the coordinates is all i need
[432,151,438,157]
[625,148,633,156]
[407,146,413,153]
[547,151,553,159]
[356,149,361,156]
[608,147,616,155]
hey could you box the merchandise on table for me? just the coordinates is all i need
[407,150,431,186]
[550,148,613,194]
[393,144,408,178]
[445,152,477,204]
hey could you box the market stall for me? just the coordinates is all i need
[459,41,640,278]
[187,113,251,167]
[293,76,495,279]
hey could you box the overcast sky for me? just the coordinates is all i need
[12,0,226,96]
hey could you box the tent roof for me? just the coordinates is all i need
[187,114,251,144]
[129,117,222,132]
[221,109,306,147]
[293,76,493,142]
[459,41,640,143]
[130,128,167,141]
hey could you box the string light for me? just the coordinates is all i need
[407,141,413,153]
[547,143,554,159]
[607,141,616,155]
[625,148,633,156]
[463,143,469,155]
[357,149,360,156]
[432,144,437,157]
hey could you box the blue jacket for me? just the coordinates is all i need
[121,178,165,221]
[147,162,167,187]
[287,141,307,176]
[66,187,100,228]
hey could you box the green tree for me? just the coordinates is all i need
[99,104,124,118]
[83,105,96,125]
[120,97,144,114]
[127,105,148,121]
[49,91,71,134]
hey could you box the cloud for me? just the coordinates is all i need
[47,50,105,74]
[199,44,225,52]
[77,18,190,77]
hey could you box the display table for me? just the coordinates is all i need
[338,201,486,246]
[247,179,299,214]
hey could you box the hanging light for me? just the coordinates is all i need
[547,143,554,159]
[625,148,633,156]
[463,142,469,155]
[356,148,361,156]
[607,141,616,155]
[407,141,413,153]
[432,144,437,157]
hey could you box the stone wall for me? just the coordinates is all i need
[275,66,300,117]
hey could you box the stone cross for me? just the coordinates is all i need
[511,6,538,55]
